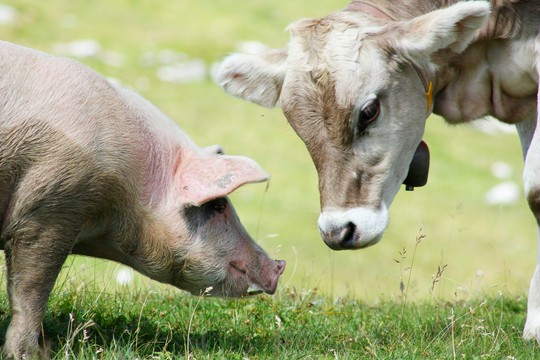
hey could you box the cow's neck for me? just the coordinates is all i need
[432,38,537,124]
[427,1,538,124]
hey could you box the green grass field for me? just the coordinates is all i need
[0,275,538,359]
[1,0,539,358]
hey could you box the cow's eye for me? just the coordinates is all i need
[358,99,380,134]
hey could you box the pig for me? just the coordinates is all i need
[0,40,285,359]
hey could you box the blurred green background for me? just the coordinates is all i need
[0,0,534,301]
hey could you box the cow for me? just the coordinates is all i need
[214,0,540,341]
[0,40,285,359]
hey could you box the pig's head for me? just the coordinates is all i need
[168,149,285,297]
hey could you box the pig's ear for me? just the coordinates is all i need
[177,155,270,206]
[213,48,287,108]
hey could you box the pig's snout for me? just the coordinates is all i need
[265,259,286,295]
[229,258,286,296]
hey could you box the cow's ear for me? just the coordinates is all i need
[381,2,490,59]
[214,48,287,108]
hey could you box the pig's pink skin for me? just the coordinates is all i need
[0,40,285,359]
[176,197,286,297]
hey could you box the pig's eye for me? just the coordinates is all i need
[210,198,227,214]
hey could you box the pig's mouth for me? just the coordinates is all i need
[229,261,261,295]
[245,283,264,296]
[184,259,286,298]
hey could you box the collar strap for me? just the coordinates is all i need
[345,1,394,21]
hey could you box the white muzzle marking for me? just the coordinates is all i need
[317,204,389,249]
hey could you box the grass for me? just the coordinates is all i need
[0,0,539,358]
[0,279,537,359]
[1,240,536,359]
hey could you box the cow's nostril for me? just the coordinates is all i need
[320,221,358,250]
[340,222,356,248]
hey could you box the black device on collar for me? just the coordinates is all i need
[403,140,430,191]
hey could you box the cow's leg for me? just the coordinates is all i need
[520,110,540,341]
[2,220,74,359]
[520,37,540,340]
[524,252,540,341]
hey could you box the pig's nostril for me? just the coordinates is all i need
[275,260,286,275]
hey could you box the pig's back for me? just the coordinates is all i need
[0,41,190,162]
[0,42,148,237]
[0,41,135,149]
[0,41,191,236]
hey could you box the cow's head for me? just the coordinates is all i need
[215,2,490,250]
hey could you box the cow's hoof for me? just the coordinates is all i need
[523,323,540,342]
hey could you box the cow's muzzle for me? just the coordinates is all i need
[317,206,389,250]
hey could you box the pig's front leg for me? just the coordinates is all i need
[2,222,74,359]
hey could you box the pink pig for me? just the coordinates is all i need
[0,40,285,359]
